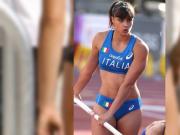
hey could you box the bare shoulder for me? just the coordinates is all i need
[134,35,149,55]
[92,31,109,49]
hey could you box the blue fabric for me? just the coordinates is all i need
[95,94,142,120]
[98,30,136,74]
[141,129,146,135]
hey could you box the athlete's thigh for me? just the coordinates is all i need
[91,104,116,135]
[117,109,142,135]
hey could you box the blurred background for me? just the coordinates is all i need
[1,0,180,134]
[74,0,165,135]
[0,0,71,135]
[166,0,180,52]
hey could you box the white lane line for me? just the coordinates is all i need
[142,111,165,119]
[74,100,165,113]
[142,105,165,112]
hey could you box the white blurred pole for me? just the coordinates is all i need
[166,0,180,51]
[166,0,173,52]
[0,1,35,135]
[74,97,123,135]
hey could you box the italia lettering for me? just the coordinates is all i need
[116,62,121,68]
[106,59,111,65]
[109,60,115,67]
[101,58,130,70]
[102,58,106,64]
[121,63,124,69]
[124,63,130,70]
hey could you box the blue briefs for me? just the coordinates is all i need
[95,94,142,120]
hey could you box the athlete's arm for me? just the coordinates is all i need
[37,0,65,134]
[108,40,149,115]
[73,33,101,96]
[61,0,74,135]
[165,68,179,135]
[38,0,65,110]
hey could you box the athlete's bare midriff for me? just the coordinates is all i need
[99,69,140,100]
[96,31,142,100]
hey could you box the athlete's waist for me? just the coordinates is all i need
[98,86,140,99]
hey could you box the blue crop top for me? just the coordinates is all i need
[98,30,136,74]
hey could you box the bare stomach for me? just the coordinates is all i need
[98,70,140,99]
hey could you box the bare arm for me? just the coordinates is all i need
[108,41,149,115]
[74,33,100,95]
[38,0,65,110]
[61,0,74,135]
[165,68,179,135]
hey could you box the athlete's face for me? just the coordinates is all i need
[111,16,133,35]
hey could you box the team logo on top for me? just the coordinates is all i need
[126,52,133,60]
[102,47,109,53]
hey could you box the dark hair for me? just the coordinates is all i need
[109,0,135,27]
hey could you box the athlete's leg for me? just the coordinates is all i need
[91,104,116,135]
[117,109,142,135]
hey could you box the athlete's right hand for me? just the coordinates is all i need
[74,92,82,100]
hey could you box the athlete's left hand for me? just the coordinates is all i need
[98,111,113,125]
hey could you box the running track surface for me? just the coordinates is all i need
[74,69,165,135]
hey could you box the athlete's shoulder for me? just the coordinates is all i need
[133,34,149,54]
[92,30,109,49]
[93,30,109,42]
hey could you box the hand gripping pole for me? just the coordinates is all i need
[74,97,122,135]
